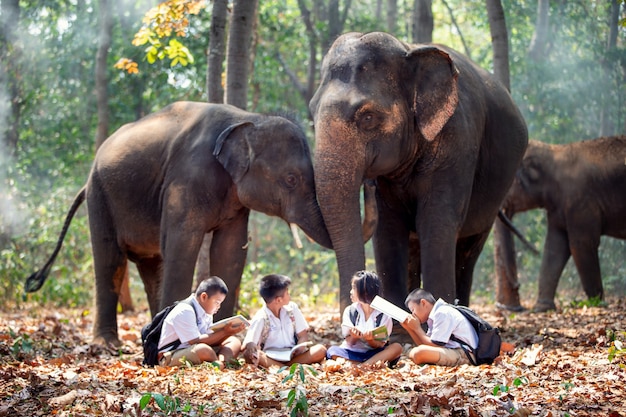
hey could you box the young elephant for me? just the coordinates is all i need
[26,102,332,346]
[501,136,626,311]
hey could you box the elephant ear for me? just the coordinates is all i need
[407,46,459,141]
[213,121,254,183]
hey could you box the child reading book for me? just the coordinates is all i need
[242,274,327,368]
[326,270,402,367]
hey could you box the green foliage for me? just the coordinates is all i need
[607,330,626,364]
[280,363,317,417]
[139,392,209,416]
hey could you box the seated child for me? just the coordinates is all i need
[242,274,327,368]
[157,276,243,368]
[401,288,478,366]
[326,270,402,366]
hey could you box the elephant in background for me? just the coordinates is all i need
[499,136,626,312]
[310,32,528,310]
[26,102,332,346]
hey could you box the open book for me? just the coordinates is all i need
[342,324,389,341]
[209,315,250,333]
[370,296,411,323]
[264,341,313,362]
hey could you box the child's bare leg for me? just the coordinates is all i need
[409,345,442,365]
[217,336,242,362]
[364,342,403,365]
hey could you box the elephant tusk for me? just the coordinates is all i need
[290,223,303,249]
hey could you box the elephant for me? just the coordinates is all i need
[499,136,626,312]
[309,32,528,311]
[25,102,332,346]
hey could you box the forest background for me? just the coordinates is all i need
[0,0,625,317]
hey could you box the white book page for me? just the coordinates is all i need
[370,296,410,322]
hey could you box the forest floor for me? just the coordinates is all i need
[1,298,626,417]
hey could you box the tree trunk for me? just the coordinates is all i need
[599,0,620,137]
[95,0,113,149]
[528,0,549,62]
[486,0,522,310]
[207,0,228,103]
[0,0,22,156]
[225,0,258,110]
[486,0,510,90]
[387,0,397,34]
[412,0,433,43]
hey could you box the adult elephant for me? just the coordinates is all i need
[499,136,626,312]
[26,102,332,346]
[310,32,528,310]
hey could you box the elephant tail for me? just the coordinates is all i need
[497,210,539,255]
[24,186,87,293]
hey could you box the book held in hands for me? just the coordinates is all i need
[370,296,411,322]
[264,341,313,362]
[209,315,250,333]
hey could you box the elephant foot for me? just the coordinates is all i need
[92,333,122,349]
[531,300,557,313]
[495,302,526,313]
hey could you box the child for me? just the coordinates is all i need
[157,276,243,368]
[242,274,327,368]
[326,270,402,366]
[401,288,478,366]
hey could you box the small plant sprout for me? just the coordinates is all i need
[280,363,317,417]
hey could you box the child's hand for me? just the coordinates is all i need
[361,330,374,341]
[223,322,242,335]
[243,344,259,365]
[401,315,423,333]
[349,327,363,339]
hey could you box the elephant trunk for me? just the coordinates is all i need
[315,131,367,311]
[291,197,333,250]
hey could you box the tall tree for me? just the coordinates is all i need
[95,0,113,149]
[486,0,510,89]
[387,0,397,34]
[225,0,258,109]
[528,0,550,62]
[206,0,228,103]
[0,0,22,155]
[412,0,433,43]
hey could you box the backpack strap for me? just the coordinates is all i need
[350,304,383,327]
[160,298,198,353]
[259,304,297,348]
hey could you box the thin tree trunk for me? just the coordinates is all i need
[486,0,510,90]
[207,0,228,103]
[441,0,472,59]
[387,0,397,34]
[95,0,113,149]
[225,0,258,109]
[0,0,22,156]
[528,0,549,62]
[599,0,620,137]
[412,0,433,43]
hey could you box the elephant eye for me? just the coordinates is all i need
[283,174,298,190]
[356,111,380,131]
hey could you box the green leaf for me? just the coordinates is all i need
[139,393,152,410]
[153,393,166,410]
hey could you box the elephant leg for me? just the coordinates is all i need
[118,266,134,313]
[407,232,421,292]
[209,213,250,320]
[90,232,127,346]
[455,231,490,306]
[493,217,523,311]
[195,233,213,287]
[135,255,163,317]
[535,222,571,312]
[569,231,603,300]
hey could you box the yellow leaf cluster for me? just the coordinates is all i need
[113,58,139,74]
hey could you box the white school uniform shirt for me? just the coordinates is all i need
[338,302,393,353]
[427,298,478,350]
[242,302,308,350]
[158,294,214,352]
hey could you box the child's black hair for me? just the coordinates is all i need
[404,288,436,308]
[195,276,228,298]
[352,270,381,304]
[259,274,292,303]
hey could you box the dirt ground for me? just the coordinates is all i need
[1,298,625,416]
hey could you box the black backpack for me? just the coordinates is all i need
[349,305,383,327]
[450,304,502,365]
[141,299,196,366]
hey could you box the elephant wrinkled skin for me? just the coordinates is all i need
[500,136,626,312]
[309,32,528,310]
[26,102,332,346]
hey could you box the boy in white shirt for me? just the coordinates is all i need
[401,289,478,366]
[242,274,327,368]
[158,276,242,368]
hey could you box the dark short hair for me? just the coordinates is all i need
[259,274,292,303]
[352,270,381,304]
[404,288,436,308]
[195,276,228,298]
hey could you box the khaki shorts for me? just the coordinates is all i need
[159,345,203,366]
[437,347,474,367]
